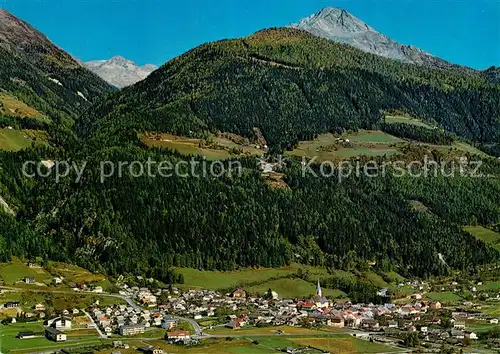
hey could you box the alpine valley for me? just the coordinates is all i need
[1,6,500,291]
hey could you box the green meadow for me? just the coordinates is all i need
[464,226,500,250]
[286,130,402,161]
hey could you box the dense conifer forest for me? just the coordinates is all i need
[1,28,500,282]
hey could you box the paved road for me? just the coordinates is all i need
[82,309,107,339]
[172,315,203,336]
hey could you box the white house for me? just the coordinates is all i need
[466,332,478,340]
[92,286,104,293]
[47,317,72,331]
[45,327,67,342]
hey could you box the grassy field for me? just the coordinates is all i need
[384,271,405,284]
[205,325,343,336]
[45,262,107,285]
[467,322,500,333]
[0,128,48,152]
[176,265,349,299]
[0,259,53,285]
[0,290,126,315]
[140,133,263,160]
[292,337,402,353]
[384,114,486,157]
[478,281,500,291]
[0,258,109,288]
[0,321,105,353]
[0,94,47,120]
[176,266,402,300]
[0,259,124,315]
[174,264,330,290]
[0,129,34,151]
[359,271,388,288]
[286,125,488,163]
[464,226,500,250]
[286,130,402,161]
[450,141,488,156]
[384,114,435,129]
[106,336,401,354]
[425,291,462,302]
[346,130,402,144]
[245,278,346,299]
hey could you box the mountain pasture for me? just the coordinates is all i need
[286,130,402,161]
[140,132,264,160]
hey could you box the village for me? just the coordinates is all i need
[3,276,500,353]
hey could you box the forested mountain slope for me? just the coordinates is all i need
[81,28,500,152]
[0,9,114,126]
[1,28,500,283]
[3,145,497,280]
[483,66,500,85]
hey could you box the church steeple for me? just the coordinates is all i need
[316,280,322,297]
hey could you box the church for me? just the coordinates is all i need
[310,280,330,309]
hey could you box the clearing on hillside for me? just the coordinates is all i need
[0,258,52,285]
[0,128,47,151]
[140,132,264,160]
[286,130,402,161]
[384,114,435,129]
[45,261,107,284]
[0,94,48,120]
[464,226,500,250]
[174,265,330,290]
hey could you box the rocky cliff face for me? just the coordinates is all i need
[85,56,158,88]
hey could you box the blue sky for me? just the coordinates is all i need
[2,0,499,69]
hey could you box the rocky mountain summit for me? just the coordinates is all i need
[290,7,450,68]
[85,56,158,88]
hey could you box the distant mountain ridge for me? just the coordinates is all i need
[82,27,500,151]
[290,7,453,68]
[85,56,158,88]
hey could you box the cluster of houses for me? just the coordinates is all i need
[150,281,495,348]
[88,303,199,345]
[89,304,179,336]
[0,302,63,320]
[118,285,164,307]
[7,274,500,352]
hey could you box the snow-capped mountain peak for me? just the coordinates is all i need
[85,56,158,88]
[290,7,449,68]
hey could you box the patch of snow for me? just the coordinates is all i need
[77,91,89,102]
[0,195,15,216]
[438,253,448,266]
[48,77,63,86]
